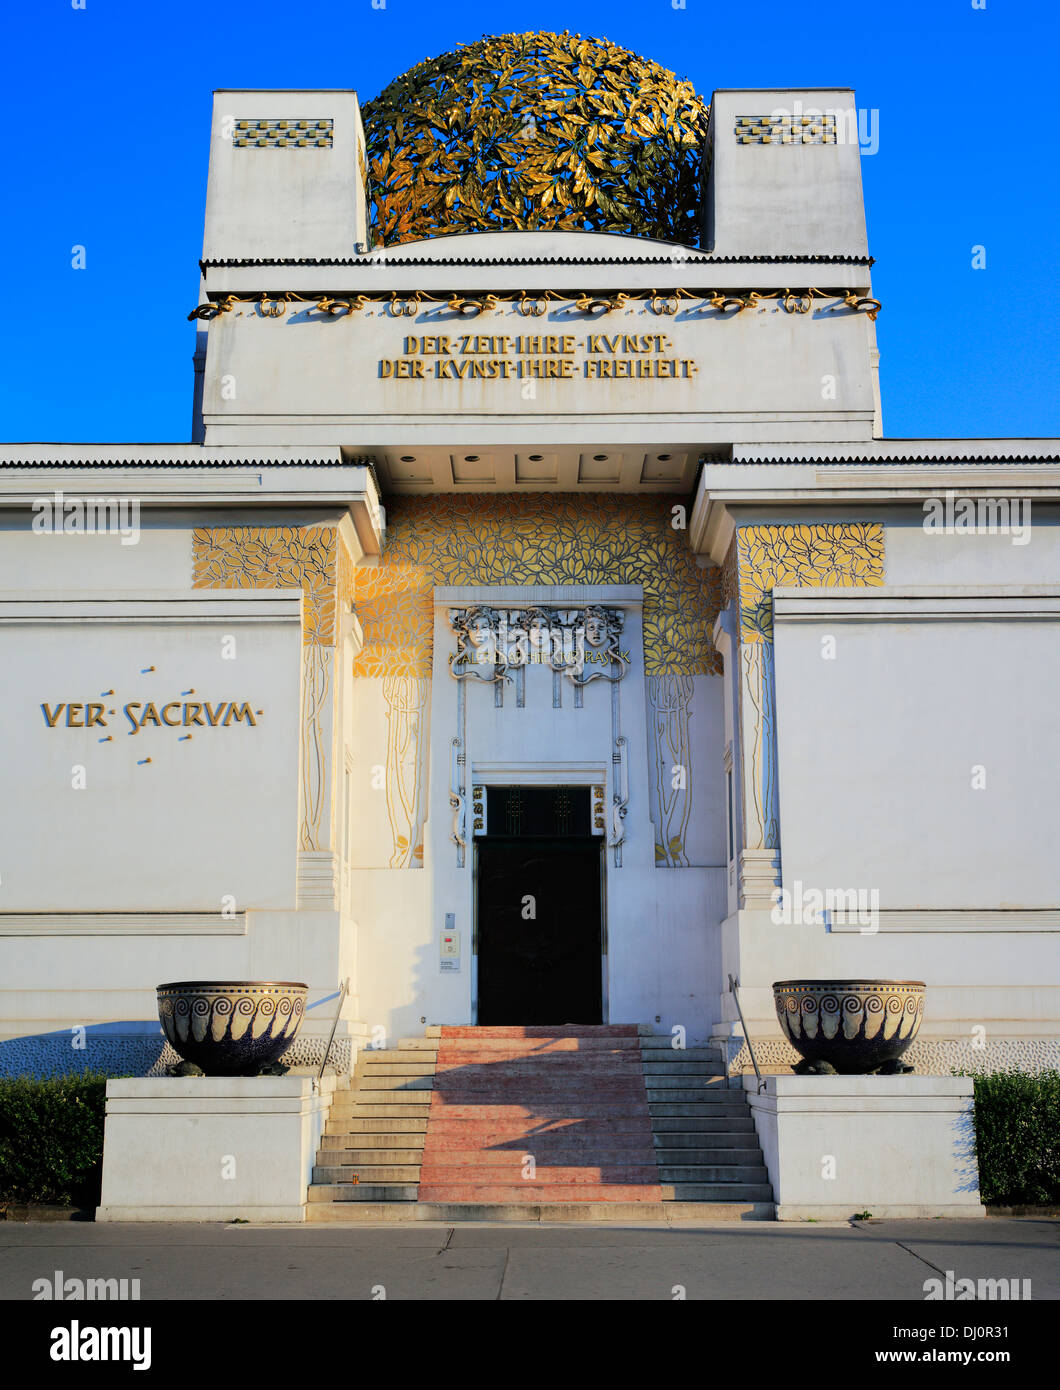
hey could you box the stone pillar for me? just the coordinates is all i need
[736,637,781,909]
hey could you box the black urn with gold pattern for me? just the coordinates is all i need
[773,980,925,1075]
[157,981,308,1076]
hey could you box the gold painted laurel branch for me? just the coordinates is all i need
[361,32,708,246]
[187,287,881,322]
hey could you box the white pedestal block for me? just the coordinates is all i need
[96,1077,337,1222]
[745,1076,986,1221]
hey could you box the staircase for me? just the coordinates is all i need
[640,1033,773,1207]
[307,1035,437,1212]
[307,1024,774,1220]
[418,1024,661,1204]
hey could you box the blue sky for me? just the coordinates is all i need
[2,0,1057,442]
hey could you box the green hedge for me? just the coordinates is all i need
[958,1068,1060,1206]
[0,1072,109,1208]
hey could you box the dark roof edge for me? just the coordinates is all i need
[200,252,875,270]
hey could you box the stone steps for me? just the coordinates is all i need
[648,1102,751,1117]
[306,1026,775,1217]
[331,1103,433,1118]
[438,1025,644,1038]
[309,1183,420,1203]
[306,1200,774,1223]
[417,1184,664,1203]
[640,1037,774,1212]
[641,1067,727,1078]
[658,1164,770,1183]
[423,1118,652,1138]
[426,1102,652,1118]
[654,1133,760,1150]
[662,1183,774,1202]
[639,1046,725,1061]
[419,1168,660,1187]
[649,1114,756,1132]
[309,1043,437,1203]
[358,1062,437,1075]
[322,1116,430,1134]
[418,1025,661,1206]
[313,1164,422,1183]
[355,1076,435,1091]
[317,1147,427,1163]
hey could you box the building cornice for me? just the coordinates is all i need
[0,464,384,554]
[690,455,1060,560]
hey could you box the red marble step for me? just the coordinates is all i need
[434,1056,644,1070]
[431,1086,647,1100]
[424,1118,654,1137]
[432,1067,647,1081]
[435,1038,642,1053]
[438,1025,641,1038]
[424,1134,654,1153]
[418,1028,660,1206]
[417,1184,664,1202]
[425,1102,650,1119]
[419,1147,655,1163]
[420,1163,659,1181]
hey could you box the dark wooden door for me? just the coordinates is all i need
[476,836,603,1025]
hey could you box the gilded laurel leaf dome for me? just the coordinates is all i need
[363,32,708,247]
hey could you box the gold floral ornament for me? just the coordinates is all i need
[350,495,724,679]
[192,525,341,645]
[737,523,885,642]
[363,32,708,246]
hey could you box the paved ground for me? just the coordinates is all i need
[1,1217,1056,1300]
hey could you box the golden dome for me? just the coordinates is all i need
[363,32,708,247]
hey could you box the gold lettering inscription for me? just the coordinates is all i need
[44,697,262,735]
[223,702,257,726]
[380,329,696,383]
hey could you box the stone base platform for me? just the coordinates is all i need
[745,1075,986,1221]
[96,1076,337,1223]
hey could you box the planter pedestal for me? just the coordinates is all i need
[745,1075,986,1221]
[96,1076,336,1222]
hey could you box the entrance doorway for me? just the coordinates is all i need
[475,787,604,1025]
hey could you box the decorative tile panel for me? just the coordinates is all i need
[735,114,837,145]
[232,119,334,148]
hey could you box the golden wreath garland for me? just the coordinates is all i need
[188,288,881,321]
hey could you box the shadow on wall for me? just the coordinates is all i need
[952,1108,982,1196]
[0,1022,171,1079]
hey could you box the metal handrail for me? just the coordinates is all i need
[318,978,350,1080]
[728,973,765,1095]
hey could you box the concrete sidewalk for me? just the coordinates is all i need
[0,1217,1056,1300]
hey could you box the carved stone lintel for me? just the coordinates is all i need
[447,604,628,694]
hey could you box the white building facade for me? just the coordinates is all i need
[1,78,1057,1081]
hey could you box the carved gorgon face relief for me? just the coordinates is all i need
[465,612,494,649]
[584,612,608,647]
[448,604,627,683]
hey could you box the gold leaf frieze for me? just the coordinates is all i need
[351,495,723,679]
[736,523,885,642]
[191,525,341,645]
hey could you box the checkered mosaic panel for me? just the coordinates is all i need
[734,114,837,145]
[232,119,334,148]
